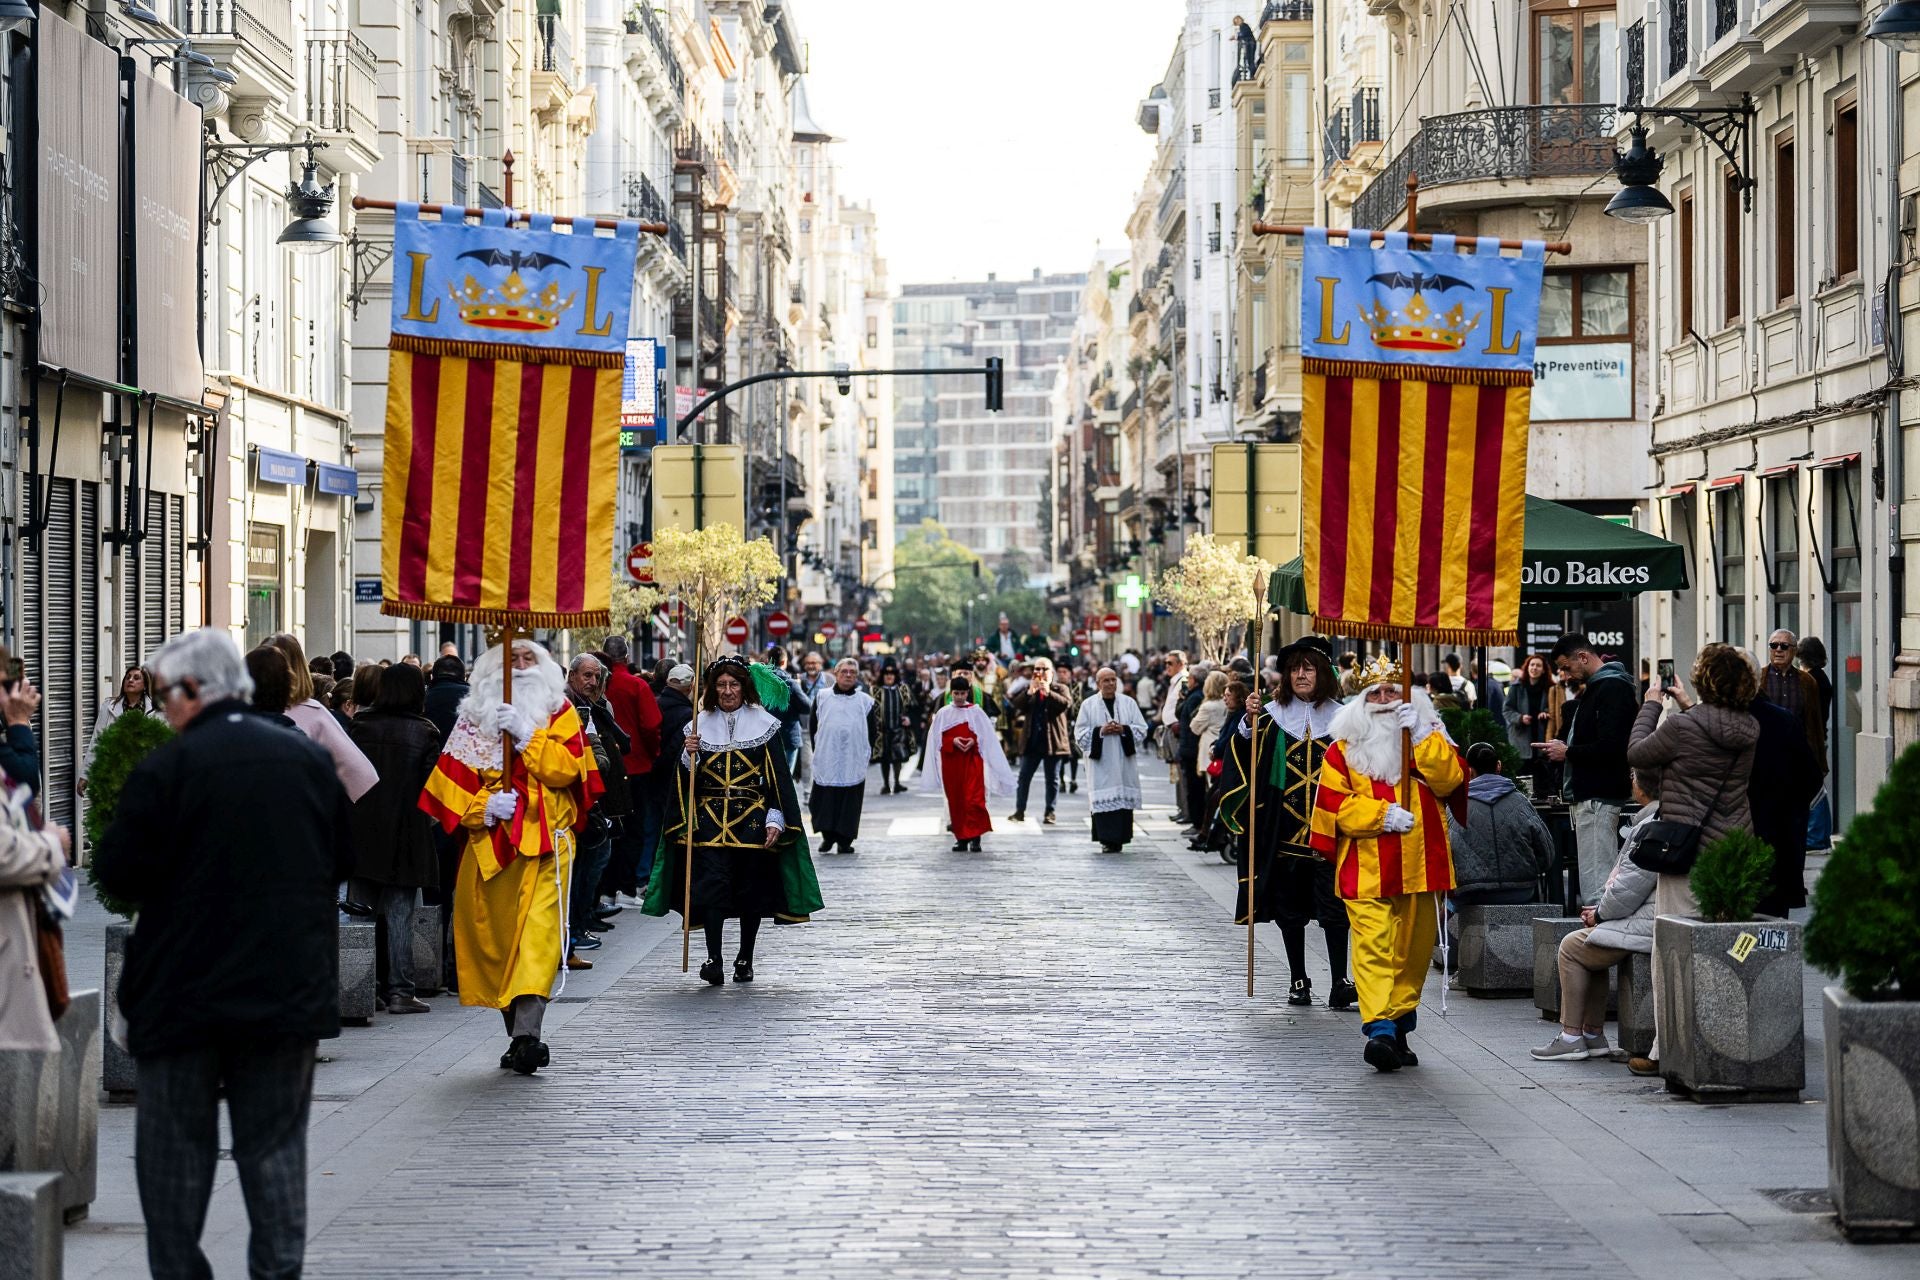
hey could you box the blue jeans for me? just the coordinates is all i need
[1016,754,1059,815]
[570,830,615,942]
[349,879,418,1002]
[634,793,663,888]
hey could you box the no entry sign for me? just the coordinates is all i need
[820,621,840,639]
[1073,628,1090,645]
[765,611,792,638]
[1102,613,1122,634]
[626,541,653,584]
[724,616,749,645]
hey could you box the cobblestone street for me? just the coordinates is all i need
[62,768,1920,1279]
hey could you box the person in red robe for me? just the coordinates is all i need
[919,674,1016,851]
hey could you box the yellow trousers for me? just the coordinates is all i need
[1343,892,1437,1033]
[452,829,575,1010]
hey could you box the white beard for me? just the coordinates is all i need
[448,642,569,772]
[1329,687,1441,783]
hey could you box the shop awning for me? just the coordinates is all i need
[1268,494,1691,614]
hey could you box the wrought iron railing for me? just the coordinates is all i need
[1351,104,1618,231]
[305,31,376,137]
[1207,231,1222,253]
[537,11,572,82]
[1156,167,1186,227]
[1351,86,1381,142]
[1262,0,1312,22]
[1624,20,1645,105]
[1208,87,1221,109]
[1714,0,1738,40]
[1321,110,1350,177]
[625,170,686,257]
[628,1,684,100]
[1668,0,1689,77]
[450,152,470,207]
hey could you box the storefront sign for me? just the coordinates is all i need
[314,462,358,497]
[354,578,383,605]
[131,70,204,403]
[38,14,121,384]
[254,447,307,487]
[1531,342,1632,421]
[620,338,664,452]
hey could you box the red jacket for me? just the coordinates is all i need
[604,661,663,776]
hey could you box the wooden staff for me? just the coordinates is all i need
[500,624,517,780]
[681,622,700,973]
[350,194,669,237]
[1246,616,1260,998]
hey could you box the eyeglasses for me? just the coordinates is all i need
[157,681,194,701]
[1768,642,1794,650]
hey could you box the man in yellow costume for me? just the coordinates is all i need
[1309,657,1465,1073]
[421,638,600,1075]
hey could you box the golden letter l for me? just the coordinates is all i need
[1315,277,1350,345]
[401,252,439,323]
[1483,287,1520,356]
[576,266,614,337]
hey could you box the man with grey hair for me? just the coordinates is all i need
[95,628,352,1280]
[1762,628,1827,769]
[565,653,630,963]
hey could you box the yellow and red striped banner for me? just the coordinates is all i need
[1301,372,1529,645]
[379,206,639,628]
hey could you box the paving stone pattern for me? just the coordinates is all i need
[305,789,1600,1280]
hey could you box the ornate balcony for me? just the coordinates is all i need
[1668,0,1690,77]
[1624,20,1646,106]
[177,0,295,100]
[533,12,577,108]
[1750,0,1860,59]
[1351,104,1618,231]
[1156,166,1186,235]
[622,0,686,128]
[304,31,379,171]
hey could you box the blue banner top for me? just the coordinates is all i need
[389,207,641,360]
[1300,229,1546,378]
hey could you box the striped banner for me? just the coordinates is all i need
[379,204,639,628]
[1298,228,1544,646]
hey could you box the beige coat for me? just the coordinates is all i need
[0,783,67,1052]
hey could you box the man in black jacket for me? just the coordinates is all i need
[1540,633,1638,904]
[422,653,470,746]
[95,628,352,1280]
[647,664,698,871]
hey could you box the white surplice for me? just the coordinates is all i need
[1073,693,1150,814]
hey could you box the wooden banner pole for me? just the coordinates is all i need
[681,627,700,973]
[1246,621,1260,998]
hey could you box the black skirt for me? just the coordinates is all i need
[1091,808,1134,848]
[809,782,866,840]
[690,844,788,922]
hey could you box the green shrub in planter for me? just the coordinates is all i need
[80,710,173,918]
[1689,827,1773,923]
[1806,739,1920,1000]
[1439,706,1523,778]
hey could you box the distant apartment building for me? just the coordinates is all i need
[893,274,1085,569]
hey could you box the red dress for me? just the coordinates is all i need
[940,720,993,841]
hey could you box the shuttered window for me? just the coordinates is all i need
[21,478,99,833]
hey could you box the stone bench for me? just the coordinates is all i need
[1532,917,1582,1020]
[0,1172,62,1279]
[339,919,376,1026]
[1617,950,1655,1057]
[1451,903,1543,997]
[102,924,135,1100]
[0,990,100,1225]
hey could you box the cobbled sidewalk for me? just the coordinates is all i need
[61,766,1920,1279]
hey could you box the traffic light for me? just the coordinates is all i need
[971,560,981,578]
[983,356,1004,412]
[833,362,852,396]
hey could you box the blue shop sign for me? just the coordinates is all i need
[314,461,358,497]
[255,446,306,487]
[354,578,382,604]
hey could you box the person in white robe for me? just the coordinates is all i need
[1073,667,1151,852]
[809,658,875,854]
[920,674,1016,852]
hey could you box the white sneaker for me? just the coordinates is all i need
[613,892,644,908]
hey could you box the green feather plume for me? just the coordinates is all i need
[749,662,790,712]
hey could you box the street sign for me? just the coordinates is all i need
[724,616,749,646]
[354,577,381,605]
[1102,613,1122,634]
[765,611,792,638]
[619,338,664,453]
[820,620,840,639]
[1072,628,1089,645]
[1117,574,1150,608]
[855,616,870,630]
[626,541,653,584]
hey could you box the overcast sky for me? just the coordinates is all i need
[794,0,1177,286]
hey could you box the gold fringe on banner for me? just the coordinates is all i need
[1312,616,1520,648]
[380,599,612,629]
[1302,356,1533,389]
[389,333,624,369]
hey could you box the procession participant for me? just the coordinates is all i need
[419,638,601,1076]
[991,614,1020,666]
[1019,622,1055,661]
[1009,658,1073,824]
[1072,667,1150,852]
[871,662,917,795]
[921,674,1015,852]
[810,658,875,855]
[1308,656,1465,1072]
[1220,638,1355,1009]
[644,657,822,985]
[969,648,1005,709]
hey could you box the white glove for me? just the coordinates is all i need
[1394,701,1436,743]
[489,702,537,750]
[1382,804,1416,835]
[483,790,520,827]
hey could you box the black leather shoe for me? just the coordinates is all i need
[699,959,724,986]
[338,899,375,918]
[590,917,615,931]
[840,843,856,856]
[733,960,754,983]
[1364,1036,1403,1073]
[951,839,969,851]
[968,838,982,851]
[1288,978,1313,1007]
[818,834,836,853]
[1009,811,1026,822]
[507,1034,548,1075]
[1328,979,1358,1010]
[1394,1032,1420,1067]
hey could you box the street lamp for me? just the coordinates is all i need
[1602,125,1673,225]
[205,132,341,252]
[0,0,34,35]
[1866,0,1920,47]
[1603,100,1754,224]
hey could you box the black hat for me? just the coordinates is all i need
[1286,634,1335,662]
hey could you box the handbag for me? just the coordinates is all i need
[33,895,70,1023]
[1628,771,1731,875]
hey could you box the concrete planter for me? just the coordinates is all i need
[1617,951,1655,1057]
[1532,917,1582,1019]
[408,897,444,997]
[1452,903,1539,997]
[101,922,136,1099]
[0,1172,62,1279]
[0,990,100,1224]
[338,919,376,1026]
[1824,987,1920,1238]
[1653,915,1804,1101]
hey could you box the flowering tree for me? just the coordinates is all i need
[562,580,662,657]
[647,524,784,657]
[1155,534,1276,665]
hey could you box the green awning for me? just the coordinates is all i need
[1268,494,1690,614]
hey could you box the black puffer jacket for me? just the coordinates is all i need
[1447,773,1554,900]
[345,709,442,887]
